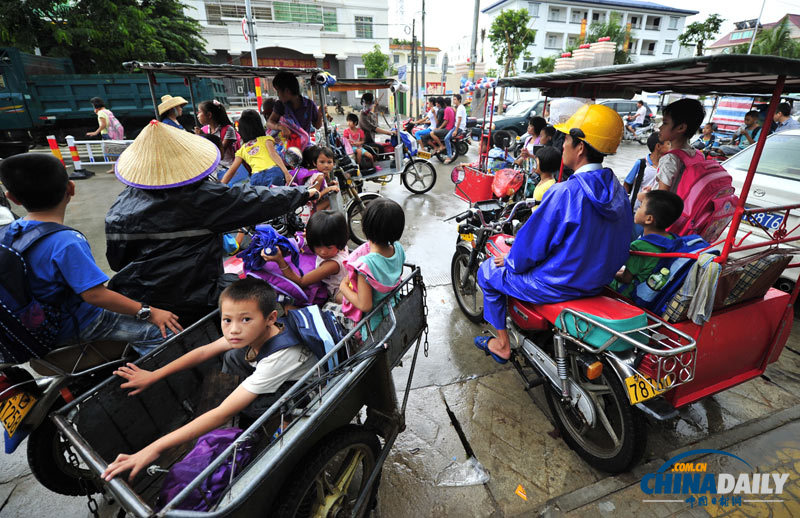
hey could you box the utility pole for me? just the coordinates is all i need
[244,0,262,111]
[411,20,417,117]
[421,0,426,109]
[747,0,766,55]
[468,0,480,82]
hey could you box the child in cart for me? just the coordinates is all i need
[102,278,317,482]
[295,147,339,212]
[219,110,292,187]
[261,210,349,303]
[343,113,373,166]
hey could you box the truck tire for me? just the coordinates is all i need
[274,425,381,518]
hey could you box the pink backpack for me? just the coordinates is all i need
[103,109,124,140]
[666,149,738,242]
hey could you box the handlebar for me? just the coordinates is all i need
[455,212,470,223]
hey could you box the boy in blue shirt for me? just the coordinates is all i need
[0,154,181,354]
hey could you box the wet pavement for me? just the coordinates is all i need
[2,137,800,517]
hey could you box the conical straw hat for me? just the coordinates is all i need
[115,120,220,189]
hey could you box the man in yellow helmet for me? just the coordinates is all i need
[474,104,633,363]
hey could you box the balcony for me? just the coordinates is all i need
[644,24,661,31]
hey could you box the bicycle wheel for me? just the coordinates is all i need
[347,192,382,245]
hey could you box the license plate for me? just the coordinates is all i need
[745,212,784,230]
[625,374,668,405]
[417,150,432,159]
[460,233,475,242]
[1,392,37,438]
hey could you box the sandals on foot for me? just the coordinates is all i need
[474,336,509,364]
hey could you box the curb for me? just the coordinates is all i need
[540,403,800,515]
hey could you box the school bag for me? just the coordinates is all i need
[630,233,712,315]
[665,149,738,242]
[103,109,125,140]
[158,427,255,512]
[0,223,73,364]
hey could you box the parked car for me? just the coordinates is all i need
[471,99,547,140]
[598,99,655,119]
[723,128,800,292]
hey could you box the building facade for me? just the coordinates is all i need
[480,0,697,72]
[182,0,390,105]
[707,14,800,55]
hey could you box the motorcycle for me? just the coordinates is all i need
[622,117,655,144]
[1,341,134,495]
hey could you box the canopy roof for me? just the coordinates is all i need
[498,55,800,98]
[122,61,322,79]
[328,78,397,92]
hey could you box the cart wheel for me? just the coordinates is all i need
[274,425,381,518]
[456,140,470,157]
[347,192,382,245]
[401,159,437,194]
[544,360,646,474]
[27,416,100,496]
[451,246,485,324]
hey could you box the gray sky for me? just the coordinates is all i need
[391,0,800,53]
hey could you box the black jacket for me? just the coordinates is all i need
[105,179,309,319]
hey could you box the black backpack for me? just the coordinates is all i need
[0,223,73,364]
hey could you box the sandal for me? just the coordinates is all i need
[474,336,509,364]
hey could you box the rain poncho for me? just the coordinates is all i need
[105,179,309,322]
[478,165,633,330]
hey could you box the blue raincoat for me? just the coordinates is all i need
[478,165,633,329]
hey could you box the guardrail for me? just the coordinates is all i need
[48,135,134,170]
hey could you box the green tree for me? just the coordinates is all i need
[486,68,499,77]
[488,8,537,112]
[586,11,633,65]
[732,17,800,58]
[534,56,556,73]
[362,44,391,78]
[0,0,207,73]
[678,13,724,56]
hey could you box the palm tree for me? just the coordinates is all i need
[733,17,800,58]
[586,12,633,64]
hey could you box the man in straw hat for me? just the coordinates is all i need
[474,104,633,363]
[105,120,319,324]
[158,94,189,130]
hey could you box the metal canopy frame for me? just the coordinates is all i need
[327,78,398,92]
[497,55,800,98]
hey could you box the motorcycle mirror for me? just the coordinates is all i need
[451,166,466,185]
[284,147,303,169]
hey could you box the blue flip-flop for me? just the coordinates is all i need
[474,336,509,364]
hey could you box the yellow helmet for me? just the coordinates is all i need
[554,103,623,155]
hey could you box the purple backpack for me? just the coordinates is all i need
[158,428,254,511]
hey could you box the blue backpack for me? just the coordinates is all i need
[630,234,713,315]
[255,305,346,372]
[0,223,74,363]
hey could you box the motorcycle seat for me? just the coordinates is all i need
[529,296,647,352]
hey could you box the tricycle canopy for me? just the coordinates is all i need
[122,61,323,80]
[327,78,399,92]
[497,54,800,97]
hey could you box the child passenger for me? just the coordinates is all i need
[610,190,683,297]
[0,154,181,354]
[102,278,317,482]
[655,98,705,192]
[262,210,349,303]
[220,109,291,187]
[531,146,560,206]
[343,113,372,165]
[303,147,340,212]
[340,199,406,330]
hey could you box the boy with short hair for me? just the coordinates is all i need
[611,190,683,296]
[623,131,670,209]
[719,110,761,156]
[343,113,372,164]
[0,154,181,353]
[655,98,705,192]
[102,277,317,482]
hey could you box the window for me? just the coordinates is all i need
[567,35,579,47]
[664,40,674,54]
[522,56,535,72]
[355,15,373,39]
[592,11,606,23]
[732,29,754,40]
[527,2,539,17]
[393,54,400,64]
[205,4,222,25]
[548,7,565,22]
[628,15,641,29]
[669,16,679,30]
[545,33,562,49]
[645,16,661,30]
[354,65,371,98]
[428,56,435,66]
[628,38,639,52]
[641,41,656,55]
[206,3,273,25]
[570,9,587,23]
[272,2,335,30]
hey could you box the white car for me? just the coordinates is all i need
[723,128,800,292]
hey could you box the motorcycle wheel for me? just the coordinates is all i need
[273,425,380,518]
[434,149,447,163]
[347,192,382,245]
[28,416,100,495]
[451,246,485,324]
[401,159,437,194]
[456,140,470,157]
[544,360,646,474]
